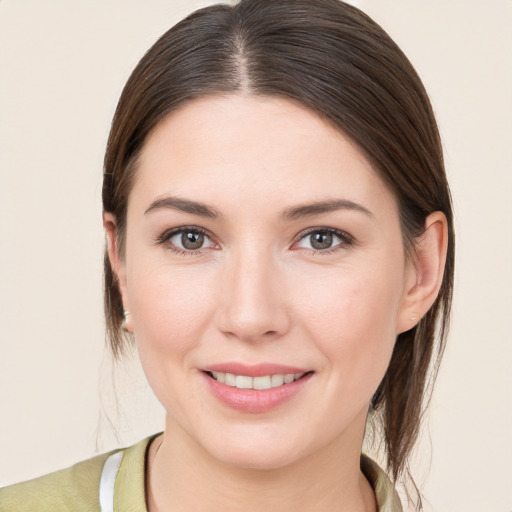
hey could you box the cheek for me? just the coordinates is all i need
[124,263,219,419]
[297,262,404,392]
[126,263,216,362]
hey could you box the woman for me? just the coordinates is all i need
[0,0,454,510]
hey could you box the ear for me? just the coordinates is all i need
[396,211,449,334]
[103,212,133,333]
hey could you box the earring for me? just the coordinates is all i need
[122,310,131,332]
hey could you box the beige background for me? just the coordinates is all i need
[1,1,511,511]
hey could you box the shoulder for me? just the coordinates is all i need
[0,435,157,512]
[0,453,109,511]
[361,454,403,512]
[0,450,116,512]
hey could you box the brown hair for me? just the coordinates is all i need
[102,0,454,503]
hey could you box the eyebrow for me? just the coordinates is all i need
[144,196,221,218]
[282,199,373,220]
[144,196,372,220]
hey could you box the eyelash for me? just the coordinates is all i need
[292,227,355,255]
[155,226,354,256]
[155,226,217,257]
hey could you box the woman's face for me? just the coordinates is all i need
[115,95,417,469]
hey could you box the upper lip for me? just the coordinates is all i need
[202,362,311,377]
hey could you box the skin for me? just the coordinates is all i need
[104,94,447,512]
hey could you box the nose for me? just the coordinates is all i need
[216,246,291,342]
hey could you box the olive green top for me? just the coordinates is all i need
[0,435,402,511]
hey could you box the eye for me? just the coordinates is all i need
[172,231,207,250]
[294,228,353,253]
[157,227,218,254]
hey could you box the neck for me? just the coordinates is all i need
[147,415,376,512]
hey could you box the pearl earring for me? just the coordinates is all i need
[122,310,131,332]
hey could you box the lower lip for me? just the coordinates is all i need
[202,372,313,413]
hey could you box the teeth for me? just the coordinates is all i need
[284,374,294,384]
[212,371,225,383]
[253,376,271,390]
[235,375,253,389]
[210,371,305,389]
[271,374,284,387]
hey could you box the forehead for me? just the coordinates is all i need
[132,94,396,217]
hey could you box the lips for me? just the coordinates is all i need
[201,363,313,413]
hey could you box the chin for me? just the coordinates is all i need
[194,422,322,471]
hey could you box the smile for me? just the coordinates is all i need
[208,372,305,390]
[202,366,314,413]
